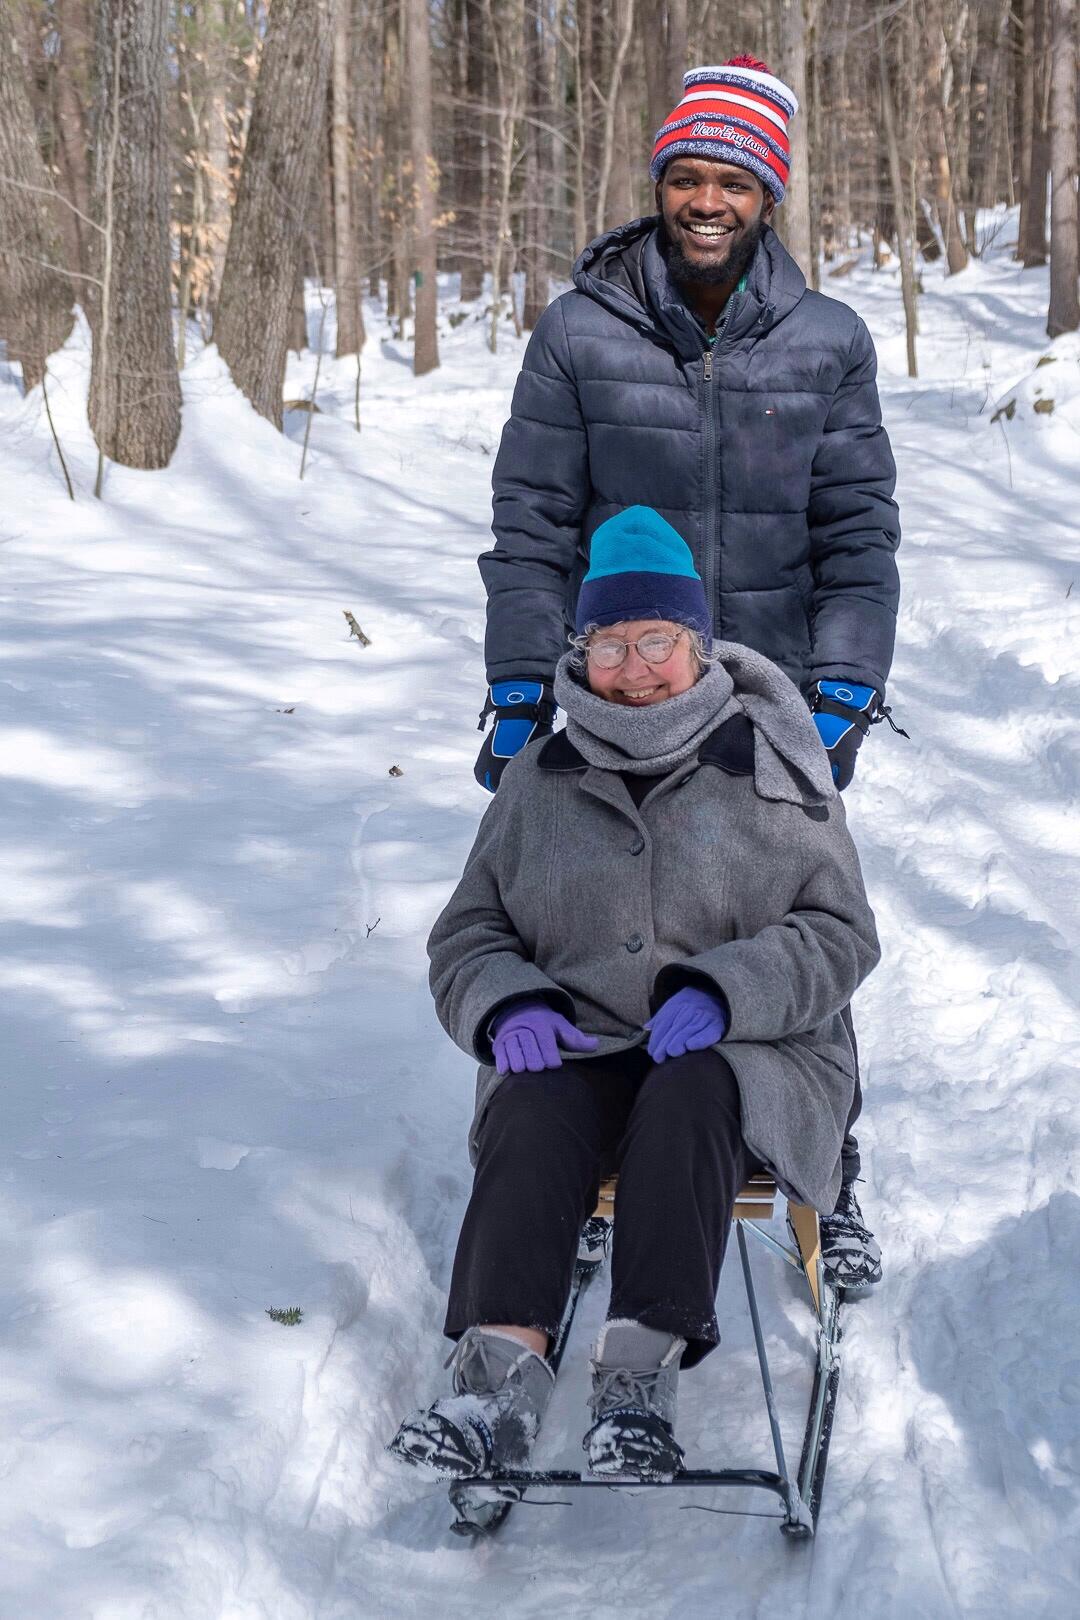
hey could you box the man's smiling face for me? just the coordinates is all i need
[656,157,774,285]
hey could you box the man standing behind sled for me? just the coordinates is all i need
[473,56,901,1290]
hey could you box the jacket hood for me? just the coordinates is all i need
[571,216,806,361]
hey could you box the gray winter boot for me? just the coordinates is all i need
[583,1319,687,1481]
[388,1327,555,1479]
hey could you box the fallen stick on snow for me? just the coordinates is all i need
[343,611,371,646]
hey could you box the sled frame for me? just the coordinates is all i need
[448,1175,842,1539]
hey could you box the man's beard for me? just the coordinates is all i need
[662,217,765,289]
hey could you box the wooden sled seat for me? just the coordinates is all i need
[593,1172,777,1222]
[592,1173,823,1313]
[733,1173,778,1221]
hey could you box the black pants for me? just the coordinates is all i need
[444,1048,761,1368]
[840,1003,862,1186]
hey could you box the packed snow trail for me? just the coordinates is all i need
[0,231,1077,1618]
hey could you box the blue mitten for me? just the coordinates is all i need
[811,680,879,791]
[474,680,556,793]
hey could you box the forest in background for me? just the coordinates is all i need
[1,0,1078,483]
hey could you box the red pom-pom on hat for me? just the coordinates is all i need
[724,54,772,74]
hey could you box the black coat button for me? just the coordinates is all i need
[629,837,645,856]
[625,935,644,953]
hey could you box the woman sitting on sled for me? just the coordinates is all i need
[390,507,879,1483]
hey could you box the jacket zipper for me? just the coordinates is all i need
[701,345,718,630]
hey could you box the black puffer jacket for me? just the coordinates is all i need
[481,219,900,695]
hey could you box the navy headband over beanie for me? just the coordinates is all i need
[575,507,712,637]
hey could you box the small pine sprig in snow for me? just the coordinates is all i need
[265,1305,304,1326]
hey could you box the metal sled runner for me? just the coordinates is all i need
[448,1174,843,1539]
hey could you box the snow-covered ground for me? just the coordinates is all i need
[1,228,1078,1619]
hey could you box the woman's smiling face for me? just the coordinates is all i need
[585,620,699,707]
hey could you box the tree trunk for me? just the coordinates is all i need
[388,17,412,347]
[1047,0,1079,334]
[914,190,943,261]
[289,256,308,352]
[13,0,46,133]
[386,0,408,320]
[522,0,549,329]
[406,0,439,372]
[175,20,210,366]
[50,0,93,281]
[319,101,335,287]
[571,2,588,255]
[215,0,333,427]
[546,9,571,275]
[0,0,75,392]
[831,0,853,253]
[484,0,525,353]
[204,0,234,319]
[610,92,636,225]
[176,102,207,369]
[665,0,687,99]
[441,0,465,276]
[945,3,977,252]
[806,29,824,279]
[353,0,383,299]
[457,0,486,299]
[991,10,1009,209]
[593,0,635,234]
[580,0,601,230]
[966,4,992,221]
[775,0,813,282]
[874,118,896,264]
[642,0,670,145]
[641,0,686,145]
[332,0,361,356]
[877,18,917,376]
[983,0,1013,209]
[383,0,413,334]
[88,0,180,470]
[1022,0,1051,263]
[1017,0,1036,255]
[925,0,969,272]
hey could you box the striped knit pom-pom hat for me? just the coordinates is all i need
[650,55,798,204]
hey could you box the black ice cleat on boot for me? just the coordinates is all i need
[387,1327,555,1480]
[817,1182,883,1295]
[583,1319,686,1483]
[577,1214,613,1271]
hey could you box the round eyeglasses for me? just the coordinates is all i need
[586,630,686,670]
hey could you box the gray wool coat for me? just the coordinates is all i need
[428,645,880,1215]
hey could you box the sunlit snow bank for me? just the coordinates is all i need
[991,329,1080,439]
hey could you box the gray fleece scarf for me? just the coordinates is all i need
[553,643,838,806]
[554,656,739,774]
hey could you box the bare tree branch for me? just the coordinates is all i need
[0,173,105,234]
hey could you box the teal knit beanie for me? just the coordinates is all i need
[575,507,712,636]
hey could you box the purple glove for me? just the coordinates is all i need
[645,985,728,1062]
[491,1000,599,1075]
